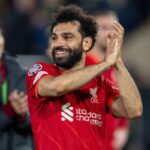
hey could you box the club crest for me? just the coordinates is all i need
[28,64,42,76]
[89,87,99,103]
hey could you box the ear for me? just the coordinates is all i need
[82,36,93,52]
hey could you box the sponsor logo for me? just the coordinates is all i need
[33,71,48,84]
[28,64,42,76]
[61,103,102,127]
[61,103,74,122]
[76,108,102,127]
[89,87,99,103]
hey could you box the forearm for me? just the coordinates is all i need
[114,60,143,118]
[39,61,111,97]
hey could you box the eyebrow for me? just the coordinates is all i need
[52,31,75,36]
[63,32,73,35]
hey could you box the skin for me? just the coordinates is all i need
[96,15,118,52]
[91,14,129,150]
[8,90,28,115]
[51,21,84,69]
[0,30,28,115]
[89,14,119,61]
[38,20,143,119]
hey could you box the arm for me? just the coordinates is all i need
[111,60,143,118]
[38,22,121,97]
[110,22,143,118]
[38,62,111,97]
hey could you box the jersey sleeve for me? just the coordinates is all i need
[26,62,50,100]
[116,118,129,128]
[101,76,120,113]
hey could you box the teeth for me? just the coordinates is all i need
[57,51,65,54]
[55,50,68,57]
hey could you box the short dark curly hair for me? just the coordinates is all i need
[50,5,98,50]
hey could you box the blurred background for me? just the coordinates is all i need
[0,0,150,150]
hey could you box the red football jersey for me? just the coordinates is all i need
[86,54,129,150]
[26,61,119,150]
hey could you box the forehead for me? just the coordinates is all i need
[52,21,81,35]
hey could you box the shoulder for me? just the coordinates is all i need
[26,62,57,92]
[26,62,56,88]
[27,62,55,76]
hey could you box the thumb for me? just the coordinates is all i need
[106,31,113,52]
[9,90,19,101]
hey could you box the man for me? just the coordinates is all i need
[26,5,142,150]
[0,29,33,150]
[87,10,130,150]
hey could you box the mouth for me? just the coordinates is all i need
[54,49,69,58]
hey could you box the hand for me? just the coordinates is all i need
[8,90,28,115]
[105,21,124,66]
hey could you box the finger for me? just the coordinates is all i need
[18,98,28,107]
[113,21,124,32]
[8,90,18,100]
[113,32,121,47]
[19,95,28,101]
[107,32,117,52]
[19,102,29,113]
[114,38,119,50]
[113,30,121,41]
[12,89,19,95]
[115,21,124,32]
[113,25,123,42]
[20,104,28,111]
[10,101,21,114]
[19,91,26,97]
[113,22,124,35]
[19,95,28,103]
[107,33,113,52]
[14,101,27,114]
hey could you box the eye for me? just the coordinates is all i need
[51,35,57,41]
[63,34,74,40]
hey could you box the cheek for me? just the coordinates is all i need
[69,41,82,50]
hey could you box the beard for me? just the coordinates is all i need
[52,44,83,69]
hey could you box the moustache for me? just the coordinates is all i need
[52,47,71,53]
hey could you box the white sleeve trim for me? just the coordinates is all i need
[33,71,48,85]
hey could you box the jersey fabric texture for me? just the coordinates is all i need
[86,53,129,150]
[26,59,119,150]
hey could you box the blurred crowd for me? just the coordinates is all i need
[0,0,150,150]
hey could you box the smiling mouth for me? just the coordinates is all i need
[54,50,69,57]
